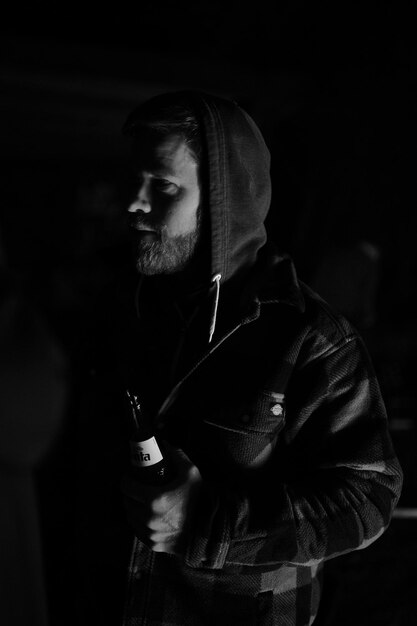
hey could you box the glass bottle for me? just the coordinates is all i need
[125,389,171,484]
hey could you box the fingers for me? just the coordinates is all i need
[123,492,177,528]
[123,494,182,554]
[120,444,202,557]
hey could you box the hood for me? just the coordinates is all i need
[127,90,272,342]
[182,91,272,341]
[187,91,271,286]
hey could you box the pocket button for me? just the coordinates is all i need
[271,403,284,416]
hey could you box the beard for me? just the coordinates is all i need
[131,208,202,276]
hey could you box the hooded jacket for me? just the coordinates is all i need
[75,91,403,626]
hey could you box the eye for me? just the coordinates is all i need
[153,179,179,195]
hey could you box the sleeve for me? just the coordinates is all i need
[183,334,403,569]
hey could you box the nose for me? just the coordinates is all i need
[127,181,151,214]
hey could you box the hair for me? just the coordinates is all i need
[122,92,203,163]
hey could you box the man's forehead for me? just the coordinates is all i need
[130,133,192,174]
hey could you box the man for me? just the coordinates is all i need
[75,90,402,625]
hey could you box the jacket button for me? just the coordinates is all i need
[240,414,251,424]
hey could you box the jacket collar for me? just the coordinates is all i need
[238,249,305,323]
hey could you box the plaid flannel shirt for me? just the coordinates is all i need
[117,265,403,626]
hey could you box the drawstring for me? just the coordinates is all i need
[135,273,222,344]
[209,273,222,343]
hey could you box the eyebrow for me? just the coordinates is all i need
[148,167,176,178]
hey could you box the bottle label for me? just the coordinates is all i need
[130,437,163,468]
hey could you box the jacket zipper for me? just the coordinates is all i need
[123,313,259,623]
[156,304,260,421]
[156,322,243,420]
[122,323,245,624]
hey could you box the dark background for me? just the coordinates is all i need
[1,2,416,624]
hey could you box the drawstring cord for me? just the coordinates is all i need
[209,273,222,343]
[135,272,222,345]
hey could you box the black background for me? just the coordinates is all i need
[1,2,416,323]
[1,3,416,624]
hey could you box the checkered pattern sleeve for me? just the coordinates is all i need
[184,334,403,569]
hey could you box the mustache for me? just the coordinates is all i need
[127,216,160,233]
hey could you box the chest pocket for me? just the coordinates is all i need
[201,390,286,471]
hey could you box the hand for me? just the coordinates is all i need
[121,445,202,555]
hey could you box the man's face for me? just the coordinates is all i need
[126,132,202,275]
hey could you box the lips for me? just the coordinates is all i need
[129,224,160,247]
[135,228,157,234]
[129,220,157,234]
